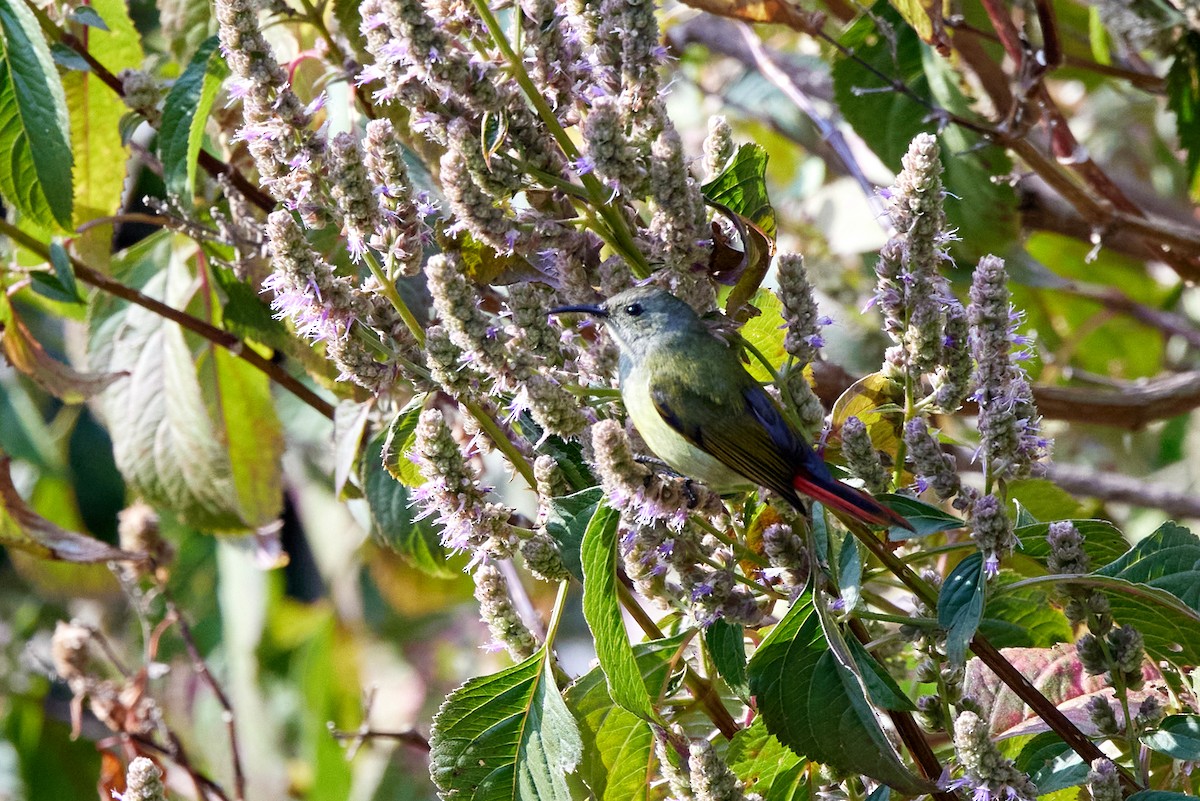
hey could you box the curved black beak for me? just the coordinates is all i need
[548,303,607,317]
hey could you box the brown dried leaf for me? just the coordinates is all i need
[678,0,825,33]
[0,456,144,563]
[1,302,124,403]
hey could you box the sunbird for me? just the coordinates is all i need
[551,285,913,531]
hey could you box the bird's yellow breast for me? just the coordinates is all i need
[622,365,752,493]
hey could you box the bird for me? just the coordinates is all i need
[551,285,913,531]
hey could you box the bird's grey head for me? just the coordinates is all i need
[550,285,702,358]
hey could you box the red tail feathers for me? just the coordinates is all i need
[792,473,914,532]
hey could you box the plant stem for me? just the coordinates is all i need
[364,250,425,348]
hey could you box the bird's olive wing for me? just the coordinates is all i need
[649,380,800,500]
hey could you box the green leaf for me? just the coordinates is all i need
[980,579,1072,649]
[1013,500,1039,529]
[333,400,372,497]
[747,593,932,793]
[0,298,121,402]
[1006,574,1200,664]
[938,553,986,664]
[705,619,749,702]
[1014,733,1087,793]
[726,719,809,801]
[837,534,862,612]
[381,401,425,488]
[0,0,74,230]
[565,634,689,801]
[1168,32,1200,200]
[845,637,916,712]
[737,289,788,382]
[880,494,963,540]
[701,143,777,239]
[581,502,660,722]
[1141,714,1200,760]
[364,429,449,576]
[62,0,142,266]
[160,36,228,201]
[212,267,293,351]
[429,647,582,801]
[1014,519,1130,571]
[49,42,89,71]
[545,487,603,583]
[1006,478,1085,523]
[69,5,108,29]
[88,233,281,530]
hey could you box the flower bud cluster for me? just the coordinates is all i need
[840,416,889,494]
[411,408,516,558]
[951,709,1038,801]
[473,561,540,660]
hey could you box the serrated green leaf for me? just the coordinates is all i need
[938,553,986,664]
[737,289,788,382]
[1007,478,1085,522]
[1013,500,1039,528]
[1014,733,1087,793]
[1168,32,1200,200]
[582,502,660,722]
[980,579,1072,649]
[381,401,425,488]
[363,430,449,576]
[565,634,689,801]
[845,637,916,712]
[212,345,283,527]
[1141,714,1200,761]
[701,143,776,239]
[0,0,74,230]
[705,618,749,702]
[88,233,273,530]
[880,493,963,540]
[70,6,108,29]
[160,36,228,201]
[747,592,932,793]
[62,0,142,267]
[429,647,582,801]
[838,533,862,612]
[544,487,603,583]
[726,719,808,801]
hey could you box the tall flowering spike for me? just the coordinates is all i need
[263,211,406,392]
[776,253,827,364]
[969,493,1016,577]
[688,735,752,801]
[446,117,522,200]
[506,282,569,367]
[594,0,664,115]
[874,239,908,375]
[592,419,712,530]
[363,119,425,275]
[932,299,972,411]
[702,116,735,179]
[412,408,516,557]
[119,69,163,126]
[840,416,889,494]
[881,133,949,378]
[329,132,384,262]
[762,521,809,592]
[968,255,1050,481]
[263,210,359,344]
[903,419,961,500]
[215,0,325,215]
[952,710,1038,801]
[581,96,648,196]
[521,0,582,121]
[647,127,713,310]
[1046,521,1089,575]
[515,372,591,439]
[440,147,522,255]
[473,561,540,660]
[423,324,473,395]
[1086,760,1121,801]
[427,253,513,386]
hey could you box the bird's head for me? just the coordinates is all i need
[549,285,701,358]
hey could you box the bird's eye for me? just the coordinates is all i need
[624,303,644,317]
